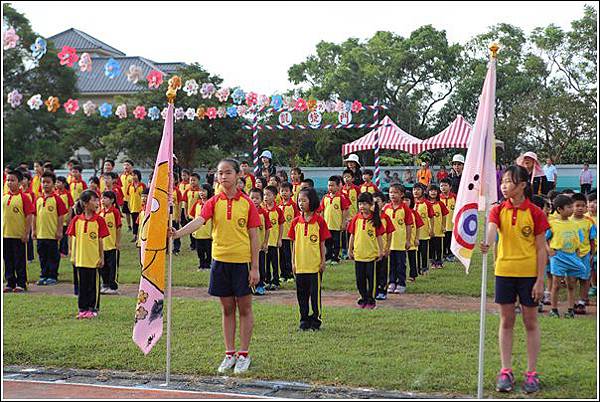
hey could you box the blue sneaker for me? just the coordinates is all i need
[255,286,265,296]
[589,287,597,297]
[45,278,58,285]
[37,278,48,286]
[375,293,385,301]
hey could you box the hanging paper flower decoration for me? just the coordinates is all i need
[295,98,308,112]
[316,101,326,113]
[104,58,121,79]
[174,107,185,121]
[147,70,164,89]
[27,94,43,110]
[245,92,258,107]
[57,46,79,67]
[3,27,19,50]
[183,79,199,96]
[231,88,245,105]
[215,87,230,102]
[83,101,97,116]
[184,108,196,120]
[258,94,270,108]
[237,105,248,116]
[226,106,238,118]
[63,99,79,115]
[344,101,353,112]
[133,106,147,120]
[307,99,317,111]
[161,107,168,120]
[116,104,127,119]
[334,100,345,113]
[127,65,143,83]
[168,76,182,91]
[200,83,216,99]
[148,106,160,121]
[30,37,47,60]
[325,100,336,113]
[206,107,217,120]
[45,96,60,113]
[7,90,23,108]
[351,100,363,113]
[196,107,206,120]
[78,53,92,72]
[217,106,226,118]
[99,102,113,118]
[270,95,283,111]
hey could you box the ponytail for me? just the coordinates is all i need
[75,190,98,215]
[503,165,532,199]
[357,192,381,229]
[74,200,85,215]
[372,201,382,229]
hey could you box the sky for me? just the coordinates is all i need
[9,1,595,95]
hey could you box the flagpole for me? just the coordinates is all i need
[162,82,178,387]
[476,43,499,399]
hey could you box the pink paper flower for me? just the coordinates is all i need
[334,100,345,113]
[237,105,247,116]
[215,88,230,103]
[245,92,258,107]
[133,106,147,120]
[295,98,308,112]
[116,104,127,119]
[57,46,79,67]
[78,53,92,72]
[351,100,363,113]
[83,101,97,116]
[7,90,23,108]
[206,107,217,120]
[146,70,164,89]
[3,27,19,50]
[63,99,79,115]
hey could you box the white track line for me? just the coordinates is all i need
[3,378,285,399]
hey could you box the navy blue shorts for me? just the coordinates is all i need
[122,201,130,214]
[208,260,252,298]
[495,276,537,307]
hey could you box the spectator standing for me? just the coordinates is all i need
[343,154,364,186]
[449,154,465,194]
[580,164,593,195]
[543,158,558,195]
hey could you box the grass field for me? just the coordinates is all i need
[3,293,597,399]
[23,231,496,297]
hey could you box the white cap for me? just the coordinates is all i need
[452,154,465,164]
[260,150,272,160]
[344,154,361,167]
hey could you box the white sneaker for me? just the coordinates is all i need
[387,283,396,293]
[100,287,108,295]
[217,355,237,373]
[233,355,251,374]
[105,288,119,295]
[397,286,406,294]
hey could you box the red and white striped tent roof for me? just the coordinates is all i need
[412,115,472,154]
[342,116,422,156]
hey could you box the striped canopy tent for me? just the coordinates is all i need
[412,115,472,154]
[342,115,422,155]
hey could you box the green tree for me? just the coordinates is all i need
[2,3,77,166]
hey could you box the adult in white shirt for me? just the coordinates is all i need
[542,158,557,194]
[580,163,594,195]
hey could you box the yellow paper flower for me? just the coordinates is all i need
[44,96,60,112]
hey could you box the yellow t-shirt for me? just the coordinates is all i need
[190,200,212,240]
[430,200,449,238]
[570,216,596,256]
[120,173,134,202]
[320,192,350,231]
[66,214,109,268]
[35,194,68,239]
[99,207,121,251]
[184,187,202,218]
[69,179,87,203]
[383,203,414,251]
[127,183,146,213]
[279,199,299,240]
[348,213,386,262]
[266,204,285,247]
[2,191,35,238]
[342,184,360,220]
[548,219,583,254]
[414,200,434,240]
[288,213,331,273]
[441,193,456,231]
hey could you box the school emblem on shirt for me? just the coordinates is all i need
[107,221,114,228]
[434,211,440,217]
[521,226,532,238]
[12,207,19,213]
[367,229,374,238]
[270,218,277,226]
[237,218,247,228]
[334,204,340,210]
[310,234,318,243]
[397,219,404,226]
[286,215,293,222]
[90,232,97,240]
[48,205,54,212]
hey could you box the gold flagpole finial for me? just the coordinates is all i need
[166,75,182,104]
[489,43,500,59]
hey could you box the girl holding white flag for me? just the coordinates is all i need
[480,165,549,394]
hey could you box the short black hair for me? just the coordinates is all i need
[554,194,574,211]
[373,191,386,203]
[588,193,597,202]
[342,169,354,176]
[363,169,374,176]
[562,188,575,195]
[413,183,427,192]
[240,161,249,165]
[67,159,79,166]
[403,191,415,208]
[181,168,191,175]
[440,177,452,185]
[71,165,82,173]
[104,159,115,167]
[249,187,263,200]
[218,158,240,174]
[133,169,142,181]
[301,178,314,187]
[264,185,279,196]
[190,173,201,180]
[124,159,135,166]
[328,176,341,185]
[269,175,281,184]
[389,183,404,192]
[531,195,546,210]
[280,181,293,191]
[57,176,69,190]
[201,183,214,198]
[21,170,32,181]
[89,176,100,186]
[547,190,560,201]
[571,193,587,203]
[7,169,23,182]
[41,171,56,183]
[102,190,117,205]
[298,187,320,212]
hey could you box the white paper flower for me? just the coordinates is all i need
[127,65,143,84]
[83,101,97,116]
[115,104,127,119]
[27,94,43,110]
[183,79,199,96]
[184,107,196,120]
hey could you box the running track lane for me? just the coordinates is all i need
[3,379,269,399]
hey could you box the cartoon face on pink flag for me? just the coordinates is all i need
[451,59,498,273]
[132,103,173,354]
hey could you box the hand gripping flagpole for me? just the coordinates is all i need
[477,43,499,399]
[162,78,179,387]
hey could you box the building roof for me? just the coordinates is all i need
[48,28,126,57]
[75,57,185,94]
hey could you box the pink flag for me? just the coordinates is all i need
[451,59,498,273]
[132,103,173,354]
